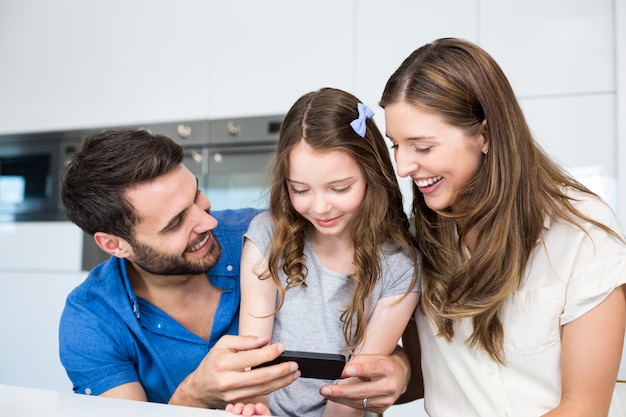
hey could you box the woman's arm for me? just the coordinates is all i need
[544,285,626,417]
[358,292,420,356]
[322,292,420,417]
[319,346,411,413]
[396,315,424,403]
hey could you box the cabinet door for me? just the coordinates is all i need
[0,0,92,134]
[83,0,213,127]
[209,0,354,118]
[353,0,478,112]
[0,0,213,134]
[480,0,614,96]
[480,0,617,209]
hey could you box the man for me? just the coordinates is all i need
[59,129,414,412]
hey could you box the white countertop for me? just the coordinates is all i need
[0,384,238,417]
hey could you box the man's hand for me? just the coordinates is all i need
[169,335,300,408]
[318,346,411,414]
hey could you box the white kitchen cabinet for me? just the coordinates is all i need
[81,0,213,128]
[0,271,88,391]
[0,0,91,134]
[520,93,615,171]
[480,0,618,212]
[208,0,355,118]
[353,0,479,111]
[480,0,614,97]
[0,0,213,135]
[0,222,84,272]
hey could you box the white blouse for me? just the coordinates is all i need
[417,191,626,417]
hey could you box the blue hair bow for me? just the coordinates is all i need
[350,103,375,138]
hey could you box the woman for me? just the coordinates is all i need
[380,37,626,416]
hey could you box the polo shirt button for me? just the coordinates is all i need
[227,265,233,271]
[85,388,92,395]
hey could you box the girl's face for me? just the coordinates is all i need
[384,102,488,211]
[287,140,366,240]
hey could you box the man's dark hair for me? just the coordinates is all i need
[61,129,184,241]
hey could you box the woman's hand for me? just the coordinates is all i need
[319,346,412,414]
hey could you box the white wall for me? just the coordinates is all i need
[617,0,626,243]
[0,1,623,416]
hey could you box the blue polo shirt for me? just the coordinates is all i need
[59,208,263,403]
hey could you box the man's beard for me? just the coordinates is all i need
[129,232,222,276]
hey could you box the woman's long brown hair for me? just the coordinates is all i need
[380,38,621,362]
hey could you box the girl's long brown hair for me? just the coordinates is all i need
[266,87,419,353]
[380,38,621,362]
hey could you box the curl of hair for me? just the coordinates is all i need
[266,88,419,353]
[61,129,184,241]
[380,38,622,362]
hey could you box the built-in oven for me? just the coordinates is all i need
[205,115,282,210]
[0,131,82,222]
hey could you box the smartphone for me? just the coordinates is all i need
[254,350,346,380]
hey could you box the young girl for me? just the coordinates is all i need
[381,37,626,416]
[229,87,420,417]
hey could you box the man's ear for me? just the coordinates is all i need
[93,232,132,258]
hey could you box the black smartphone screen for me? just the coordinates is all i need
[253,350,346,380]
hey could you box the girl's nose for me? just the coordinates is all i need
[312,193,331,214]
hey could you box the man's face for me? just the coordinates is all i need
[124,164,221,276]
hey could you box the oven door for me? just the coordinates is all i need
[203,144,275,211]
[0,139,78,221]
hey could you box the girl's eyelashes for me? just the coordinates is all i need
[332,186,351,193]
[290,187,309,195]
[289,186,352,194]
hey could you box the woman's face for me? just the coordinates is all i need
[384,102,488,211]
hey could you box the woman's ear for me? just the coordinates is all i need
[93,232,132,258]
[480,119,489,154]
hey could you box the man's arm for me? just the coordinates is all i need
[75,333,298,409]
[101,382,148,401]
[169,335,300,408]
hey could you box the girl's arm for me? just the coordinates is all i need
[322,291,420,417]
[239,238,277,338]
[228,238,278,415]
[544,285,626,417]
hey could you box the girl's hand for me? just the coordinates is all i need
[225,401,271,416]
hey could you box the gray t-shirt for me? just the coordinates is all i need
[244,211,418,417]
